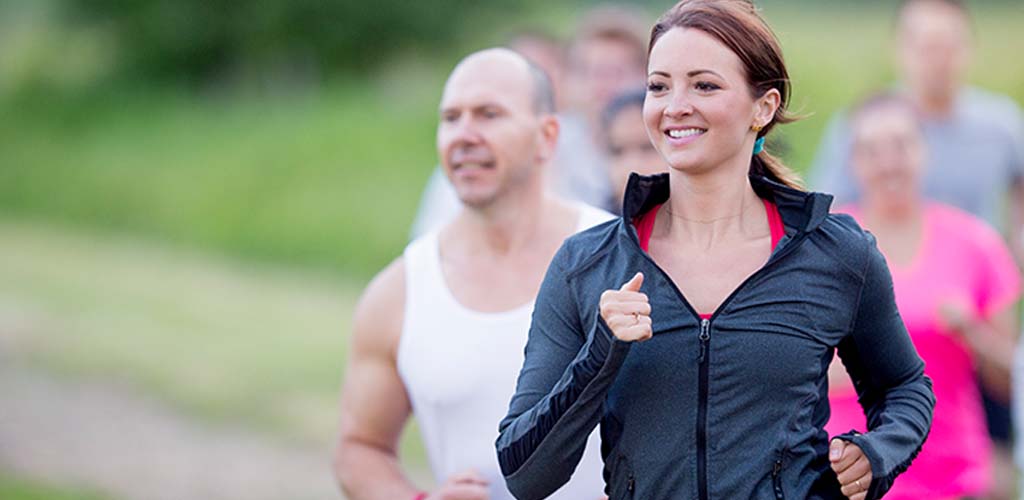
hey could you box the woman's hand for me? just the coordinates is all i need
[599,272,652,342]
[830,439,872,500]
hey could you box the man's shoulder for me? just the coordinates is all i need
[351,256,406,353]
[960,87,1023,134]
[571,202,617,233]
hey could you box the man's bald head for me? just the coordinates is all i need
[444,48,555,116]
[436,48,561,210]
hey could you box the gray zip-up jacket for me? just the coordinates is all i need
[495,173,935,500]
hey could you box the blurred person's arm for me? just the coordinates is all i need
[809,112,859,204]
[939,213,1022,403]
[333,259,421,499]
[1009,180,1024,265]
[334,259,490,500]
[940,304,1017,403]
[1007,108,1024,265]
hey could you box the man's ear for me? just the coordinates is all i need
[536,114,561,164]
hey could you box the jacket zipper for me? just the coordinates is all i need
[627,217,810,500]
[697,318,711,500]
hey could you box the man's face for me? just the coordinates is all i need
[898,1,971,102]
[437,55,548,209]
[569,37,646,116]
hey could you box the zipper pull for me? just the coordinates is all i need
[772,460,784,499]
[697,318,710,364]
[627,475,635,492]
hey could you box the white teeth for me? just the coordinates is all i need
[667,128,704,139]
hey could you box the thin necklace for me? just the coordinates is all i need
[663,198,753,224]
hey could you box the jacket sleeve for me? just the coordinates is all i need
[495,243,631,500]
[834,234,936,500]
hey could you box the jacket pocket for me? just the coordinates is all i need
[610,454,636,500]
[771,450,786,500]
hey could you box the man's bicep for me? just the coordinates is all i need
[338,261,411,451]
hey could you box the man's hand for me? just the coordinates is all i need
[830,439,873,500]
[425,469,489,500]
[599,272,652,342]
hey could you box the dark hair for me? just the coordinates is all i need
[649,0,803,189]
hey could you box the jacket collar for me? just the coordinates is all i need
[620,172,833,234]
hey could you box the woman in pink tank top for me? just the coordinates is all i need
[826,92,1021,500]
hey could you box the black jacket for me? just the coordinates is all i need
[496,173,935,500]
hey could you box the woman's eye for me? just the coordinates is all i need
[647,82,666,92]
[695,82,720,92]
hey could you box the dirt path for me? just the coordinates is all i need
[0,354,343,500]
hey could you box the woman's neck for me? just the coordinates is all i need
[659,161,765,249]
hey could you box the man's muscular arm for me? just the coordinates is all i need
[333,259,421,500]
[333,259,490,500]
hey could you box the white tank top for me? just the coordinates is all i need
[398,203,612,499]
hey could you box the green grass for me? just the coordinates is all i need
[0,217,426,467]
[0,79,441,281]
[0,473,110,500]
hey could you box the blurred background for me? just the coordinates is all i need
[0,0,1021,499]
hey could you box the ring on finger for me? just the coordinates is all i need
[632,312,640,325]
[855,479,862,491]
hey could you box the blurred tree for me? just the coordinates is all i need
[59,0,544,85]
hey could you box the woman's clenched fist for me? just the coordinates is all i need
[599,272,653,342]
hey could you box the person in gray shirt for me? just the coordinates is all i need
[811,0,1024,249]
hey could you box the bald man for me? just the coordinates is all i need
[333,49,609,500]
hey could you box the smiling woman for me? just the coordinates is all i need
[495,1,935,500]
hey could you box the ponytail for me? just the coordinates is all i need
[750,149,804,190]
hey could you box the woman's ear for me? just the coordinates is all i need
[754,88,782,130]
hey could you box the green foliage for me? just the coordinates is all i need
[58,0,540,83]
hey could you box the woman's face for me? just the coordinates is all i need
[607,104,666,203]
[850,104,926,202]
[643,27,774,174]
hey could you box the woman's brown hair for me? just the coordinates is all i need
[649,0,804,189]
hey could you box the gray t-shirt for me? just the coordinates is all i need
[810,87,1024,228]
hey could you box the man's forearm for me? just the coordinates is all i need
[335,440,421,500]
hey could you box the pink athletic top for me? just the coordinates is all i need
[826,203,1021,500]
[634,198,785,319]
